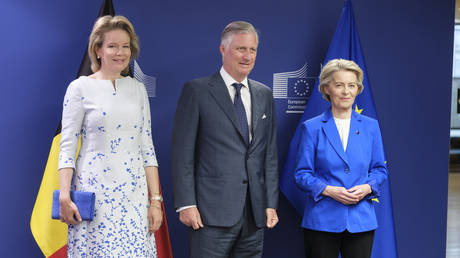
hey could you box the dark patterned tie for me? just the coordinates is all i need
[232,83,250,145]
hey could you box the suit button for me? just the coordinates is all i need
[344,168,350,173]
[242,180,248,184]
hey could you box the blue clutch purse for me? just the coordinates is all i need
[52,190,95,221]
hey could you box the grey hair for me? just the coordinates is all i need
[318,59,364,102]
[220,21,259,48]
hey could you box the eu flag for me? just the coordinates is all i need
[279,1,398,257]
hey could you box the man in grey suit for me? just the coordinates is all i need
[172,21,279,257]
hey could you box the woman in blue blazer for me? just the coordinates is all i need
[295,59,387,258]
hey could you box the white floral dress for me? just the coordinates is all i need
[58,76,158,257]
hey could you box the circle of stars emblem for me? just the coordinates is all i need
[294,78,309,97]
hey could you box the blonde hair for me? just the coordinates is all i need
[318,59,364,102]
[88,15,139,75]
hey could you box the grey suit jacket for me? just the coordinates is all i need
[172,72,279,228]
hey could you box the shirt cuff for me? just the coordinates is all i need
[176,205,196,213]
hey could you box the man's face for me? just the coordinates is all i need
[220,32,258,82]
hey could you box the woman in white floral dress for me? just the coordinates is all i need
[58,15,162,257]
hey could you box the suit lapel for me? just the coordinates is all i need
[249,80,263,139]
[321,109,350,166]
[208,73,246,143]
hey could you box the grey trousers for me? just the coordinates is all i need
[189,196,264,258]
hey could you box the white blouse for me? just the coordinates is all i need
[334,117,351,151]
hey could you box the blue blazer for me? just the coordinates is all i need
[295,108,387,233]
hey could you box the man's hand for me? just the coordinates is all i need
[179,206,204,230]
[322,186,359,205]
[265,208,279,229]
[347,184,372,201]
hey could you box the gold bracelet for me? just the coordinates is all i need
[149,194,163,202]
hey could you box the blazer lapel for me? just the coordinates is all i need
[347,111,363,154]
[321,109,350,166]
[208,73,246,143]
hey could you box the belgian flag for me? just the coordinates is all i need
[30,1,173,257]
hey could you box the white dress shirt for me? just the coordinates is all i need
[220,66,252,141]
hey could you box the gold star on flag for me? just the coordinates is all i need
[355,104,363,114]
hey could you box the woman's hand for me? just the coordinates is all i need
[59,194,82,225]
[148,201,163,233]
[144,166,163,232]
[322,186,359,205]
[347,184,372,201]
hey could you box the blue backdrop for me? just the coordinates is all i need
[0,0,453,257]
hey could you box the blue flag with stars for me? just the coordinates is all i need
[279,1,398,257]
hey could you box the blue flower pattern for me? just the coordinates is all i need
[58,76,158,257]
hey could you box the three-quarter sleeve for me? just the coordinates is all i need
[140,82,158,167]
[58,82,85,170]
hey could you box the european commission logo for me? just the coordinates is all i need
[273,63,317,113]
[131,60,157,98]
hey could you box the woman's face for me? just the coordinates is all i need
[96,29,131,74]
[325,70,359,112]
